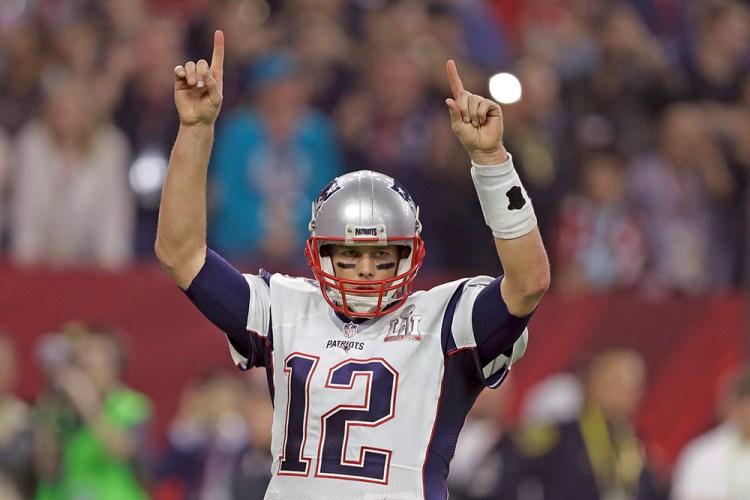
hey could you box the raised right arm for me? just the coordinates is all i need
[155,31,224,289]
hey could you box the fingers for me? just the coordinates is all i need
[445,58,502,127]
[184,60,197,86]
[175,59,214,89]
[204,71,222,107]
[447,60,471,123]
[210,30,225,75]
[468,94,483,127]
[477,99,500,124]
[175,31,223,94]
[196,59,210,88]
[450,91,498,127]
[445,98,462,133]
[473,97,500,126]
[446,60,464,99]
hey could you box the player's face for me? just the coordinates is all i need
[329,244,401,294]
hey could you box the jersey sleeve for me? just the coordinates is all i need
[183,248,272,370]
[449,275,530,388]
[229,270,272,370]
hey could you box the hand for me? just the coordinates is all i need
[56,366,101,421]
[174,30,224,126]
[445,60,509,165]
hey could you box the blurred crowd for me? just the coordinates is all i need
[0,322,275,500]
[1,0,750,497]
[3,322,750,499]
[0,0,748,296]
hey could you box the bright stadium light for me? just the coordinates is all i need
[489,72,522,104]
[129,148,168,209]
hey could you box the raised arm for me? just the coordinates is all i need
[445,60,549,317]
[155,31,225,289]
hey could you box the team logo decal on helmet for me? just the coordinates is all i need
[305,170,425,318]
[390,179,413,203]
[316,179,341,204]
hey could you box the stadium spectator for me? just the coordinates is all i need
[627,103,738,294]
[0,333,35,500]
[670,363,750,499]
[571,1,675,157]
[32,323,152,500]
[111,16,185,255]
[112,16,183,156]
[275,0,355,114]
[0,19,46,135]
[498,346,667,500]
[676,0,750,105]
[228,372,273,500]
[45,19,102,98]
[701,72,750,286]
[208,50,343,265]
[9,78,135,269]
[554,151,647,294]
[155,369,248,500]
[515,0,599,81]
[519,371,584,426]
[97,0,151,42]
[335,45,436,183]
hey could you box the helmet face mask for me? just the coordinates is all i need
[305,171,425,318]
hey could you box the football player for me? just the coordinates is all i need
[156,30,550,499]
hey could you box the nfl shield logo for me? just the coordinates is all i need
[343,322,358,338]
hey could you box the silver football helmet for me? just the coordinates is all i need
[305,170,425,318]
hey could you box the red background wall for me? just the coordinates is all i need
[1,263,745,472]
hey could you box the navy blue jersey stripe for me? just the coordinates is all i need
[424,277,521,498]
[423,349,485,499]
[184,248,251,356]
[472,276,532,366]
[423,279,473,499]
[440,280,468,356]
[258,268,275,399]
[257,268,275,348]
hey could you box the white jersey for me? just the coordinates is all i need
[226,273,528,500]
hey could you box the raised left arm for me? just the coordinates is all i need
[445,60,549,317]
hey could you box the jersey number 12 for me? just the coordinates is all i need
[279,353,398,483]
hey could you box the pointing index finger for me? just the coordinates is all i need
[210,30,225,75]
[446,59,464,99]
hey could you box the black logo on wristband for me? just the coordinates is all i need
[506,186,526,210]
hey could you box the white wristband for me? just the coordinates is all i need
[470,153,537,239]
